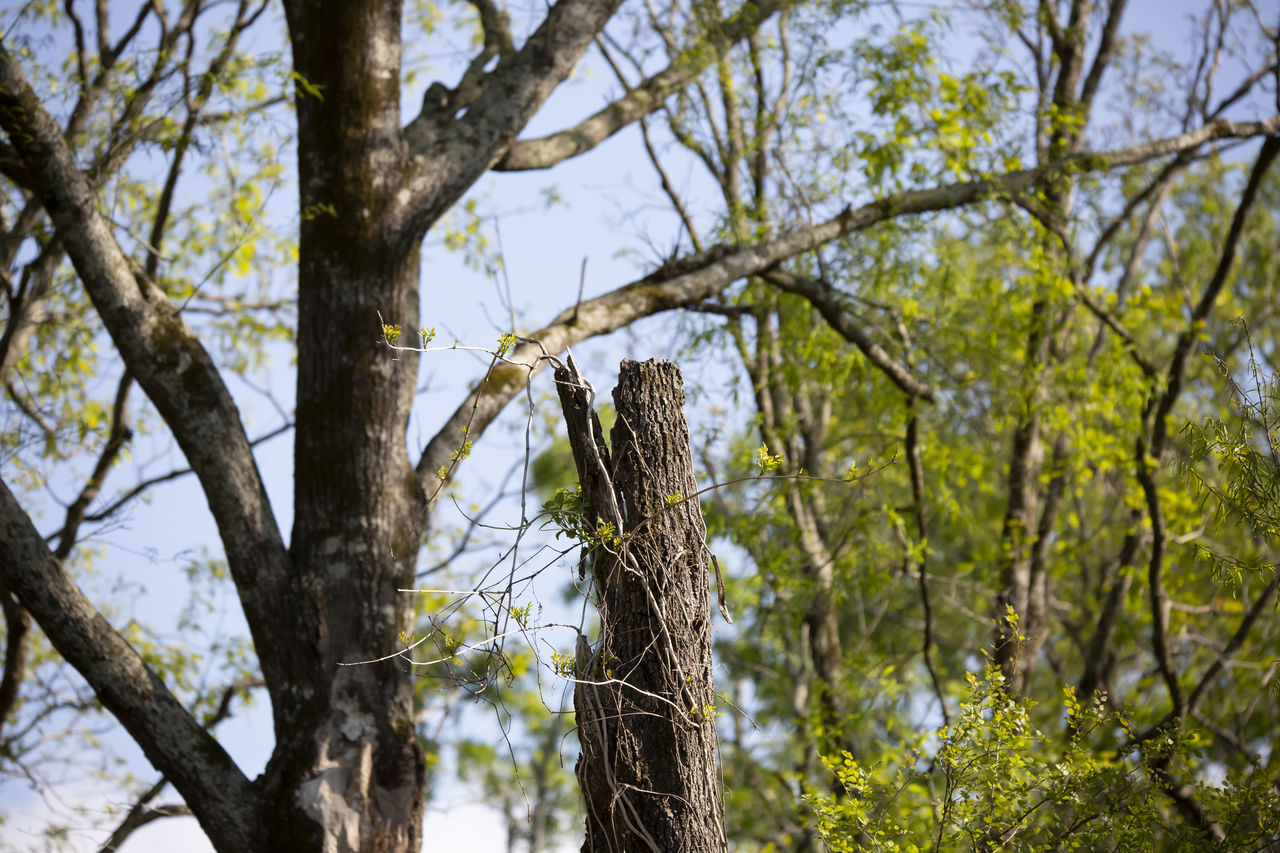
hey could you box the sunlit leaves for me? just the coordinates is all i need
[809,665,1280,851]
[1179,330,1280,587]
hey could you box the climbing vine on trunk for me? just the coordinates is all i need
[555,357,726,853]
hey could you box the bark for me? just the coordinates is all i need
[263,3,426,850]
[401,0,627,227]
[555,358,726,853]
[3,0,1279,846]
[262,0,630,845]
[4,0,627,843]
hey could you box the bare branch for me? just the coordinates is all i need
[595,35,703,250]
[1097,115,1280,165]
[1208,61,1278,120]
[0,575,30,739]
[760,269,934,400]
[415,118,1280,499]
[1148,134,1280,473]
[0,477,262,849]
[1185,570,1280,715]
[52,371,134,561]
[0,235,61,381]
[145,0,266,278]
[448,0,516,110]
[99,676,264,853]
[1139,134,1280,718]
[4,380,57,439]
[64,0,89,90]
[401,0,628,231]
[906,406,949,725]
[83,421,294,524]
[100,799,193,852]
[1078,0,1129,114]
[492,0,782,171]
[1084,152,1192,280]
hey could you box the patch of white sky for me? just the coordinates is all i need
[2,0,1267,848]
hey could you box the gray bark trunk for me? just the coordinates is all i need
[264,3,425,850]
[554,358,726,853]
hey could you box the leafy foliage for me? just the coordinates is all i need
[808,662,1280,852]
[1179,323,1280,586]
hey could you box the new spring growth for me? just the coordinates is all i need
[755,444,783,474]
[496,331,517,357]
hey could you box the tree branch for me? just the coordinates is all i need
[144,0,266,279]
[403,0,628,228]
[447,0,516,111]
[1078,0,1129,115]
[906,406,949,724]
[414,118,1280,500]
[1139,134,1280,719]
[0,41,296,722]
[759,269,933,400]
[101,800,193,852]
[1092,115,1280,166]
[0,574,30,739]
[493,0,782,171]
[99,676,264,853]
[0,235,61,381]
[0,477,262,850]
[54,371,133,560]
[83,421,293,524]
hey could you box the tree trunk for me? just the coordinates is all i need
[555,358,726,853]
[264,2,426,850]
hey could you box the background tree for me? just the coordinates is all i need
[1,0,1278,851]
[643,1,1280,847]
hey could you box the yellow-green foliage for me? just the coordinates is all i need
[808,663,1280,852]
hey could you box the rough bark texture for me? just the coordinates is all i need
[555,358,726,853]
[266,3,426,850]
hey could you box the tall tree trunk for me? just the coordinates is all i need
[555,358,726,853]
[266,2,426,850]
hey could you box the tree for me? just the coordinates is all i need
[677,3,1280,846]
[802,326,1280,852]
[1,0,1278,851]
